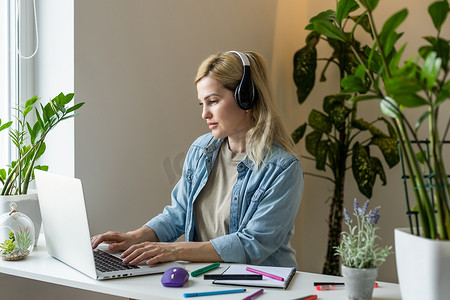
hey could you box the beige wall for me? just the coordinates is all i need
[74,0,278,234]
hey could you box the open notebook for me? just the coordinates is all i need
[212,264,296,289]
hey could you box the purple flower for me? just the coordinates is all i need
[362,200,369,215]
[367,206,381,225]
[344,208,352,224]
[353,198,359,215]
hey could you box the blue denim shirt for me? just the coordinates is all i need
[145,133,303,268]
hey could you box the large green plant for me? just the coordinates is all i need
[293,20,399,275]
[0,92,84,195]
[307,0,450,240]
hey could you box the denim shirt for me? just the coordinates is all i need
[145,133,303,268]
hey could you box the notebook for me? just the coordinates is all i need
[212,264,296,289]
[34,170,183,280]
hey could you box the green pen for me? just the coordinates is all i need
[191,262,220,277]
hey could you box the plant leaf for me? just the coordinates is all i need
[65,102,85,114]
[416,150,428,165]
[336,0,359,25]
[64,93,75,105]
[0,121,13,132]
[292,123,307,144]
[323,94,351,114]
[350,14,372,36]
[421,51,442,90]
[329,103,351,130]
[380,97,401,118]
[379,9,408,46]
[25,95,39,108]
[428,0,449,31]
[305,131,323,156]
[312,19,347,42]
[385,77,428,107]
[309,9,336,23]
[370,136,400,168]
[293,32,320,104]
[308,109,332,133]
[352,142,375,198]
[315,140,328,171]
[359,0,379,11]
[436,80,450,107]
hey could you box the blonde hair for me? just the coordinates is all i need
[195,51,297,169]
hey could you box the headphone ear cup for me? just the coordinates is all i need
[234,65,255,110]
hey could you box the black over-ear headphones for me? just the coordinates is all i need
[227,51,256,110]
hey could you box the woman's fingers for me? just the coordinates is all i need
[91,231,131,250]
[121,242,177,265]
[121,242,156,264]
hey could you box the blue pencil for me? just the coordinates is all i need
[184,288,247,298]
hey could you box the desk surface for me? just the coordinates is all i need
[0,235,402,300]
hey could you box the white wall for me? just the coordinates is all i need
[34,0,75,178]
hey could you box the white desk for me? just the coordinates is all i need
[0,235,402,300]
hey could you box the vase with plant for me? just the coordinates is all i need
[0,202,35,261]
[335,199,392,300]
[305,0,449,298]
[0,92,84,244]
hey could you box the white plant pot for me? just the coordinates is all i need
[0,193,41,246]
[395,227,450,300]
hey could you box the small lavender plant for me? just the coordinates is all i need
[335,199,392,269]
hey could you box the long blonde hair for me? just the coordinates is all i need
[195,51,297,169]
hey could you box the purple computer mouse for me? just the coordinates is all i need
[161,267,189,287]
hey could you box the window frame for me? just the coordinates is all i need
[0,1,17,169]
[1,0,36,168]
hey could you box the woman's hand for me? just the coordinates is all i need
[91,231,136,252]
[91,226,159,252]
[120,242,179,265]
[120,241,223,265]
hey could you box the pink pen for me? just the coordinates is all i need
[246,267,284,282]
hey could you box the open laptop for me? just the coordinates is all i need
[34,170,183,280]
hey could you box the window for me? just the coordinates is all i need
[1,0,37,168]
[0,1,16,168]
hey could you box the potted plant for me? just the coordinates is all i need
[305,0,449,298]
[0,92,84,245]
[292,23,399,277]
[335,199,392,300]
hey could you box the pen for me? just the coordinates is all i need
[314,282,378,290]
[292,295,318,300]
[183,288,246,298]
[191,262,220,277]
[246,267,284,282]
[314,282,344,286]
[204,274,263,280]
[242,288,264,300]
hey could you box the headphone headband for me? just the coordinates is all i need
[227,51,256,110]
[228,50,250,66]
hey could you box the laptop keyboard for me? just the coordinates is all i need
[94,249,140,272]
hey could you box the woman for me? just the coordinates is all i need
[91,51,303,268]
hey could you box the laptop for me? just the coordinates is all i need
[34,170,183,280]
